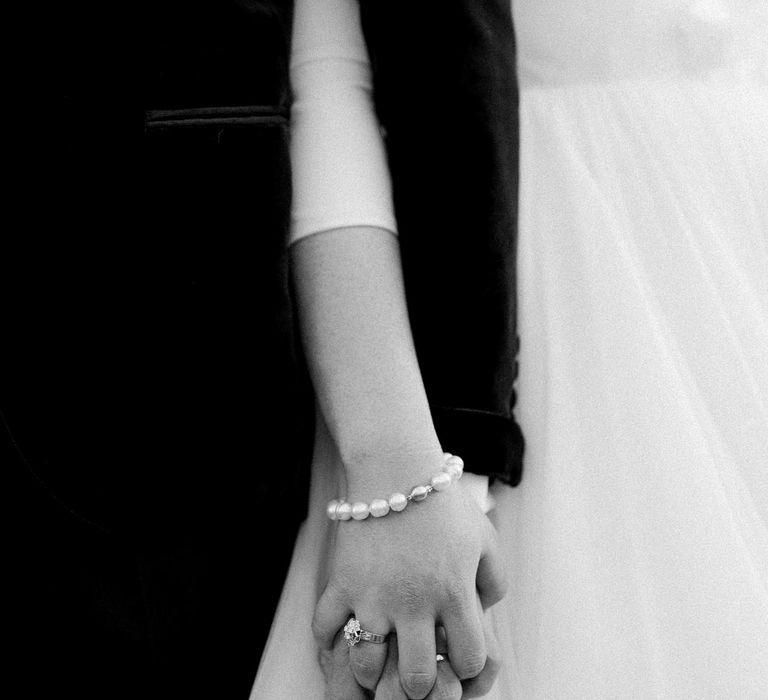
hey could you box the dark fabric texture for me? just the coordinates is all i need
[5,2,307,697]
[4,0,307,540]
[7,434,299,700]
[359,0,524,484]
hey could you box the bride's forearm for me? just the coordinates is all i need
[291,226,445,497]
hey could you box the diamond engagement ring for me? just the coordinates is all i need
[343,618,387,647]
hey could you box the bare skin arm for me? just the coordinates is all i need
[292,226,507,698]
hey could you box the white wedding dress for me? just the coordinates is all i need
[252,0,768,697]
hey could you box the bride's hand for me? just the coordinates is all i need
[313,480,507,699]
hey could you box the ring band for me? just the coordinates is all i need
[343,617,387,647]
[436,653,448,662]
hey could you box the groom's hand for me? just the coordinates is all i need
[322,612,503,699]
[313,482,507,699]
[373,619,502,700]
[319,635,369,700]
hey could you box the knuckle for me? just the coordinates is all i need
[402,671,435,698]
[442,581,468,611]
[399,579,431,613]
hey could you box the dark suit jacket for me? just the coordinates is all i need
[3,0,310,538]
[4,0,521,538]
[5,1,521,696]
[6,3,306,697]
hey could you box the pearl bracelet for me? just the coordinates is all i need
[326,453,464,521]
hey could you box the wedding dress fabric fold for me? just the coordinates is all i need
[488,1,768,696]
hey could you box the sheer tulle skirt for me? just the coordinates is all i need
[485,78,768,698]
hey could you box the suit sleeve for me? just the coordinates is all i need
[357,0,524,484]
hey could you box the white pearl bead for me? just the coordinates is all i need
[430,472,452,492]
[389,492,408,512]
[369,499,390,518]
[445,464,463,480]
[445,455,464,470]
[327,500,341,520]
[336,502,353,521]
[351,502,370,520]
[410,485,429,502]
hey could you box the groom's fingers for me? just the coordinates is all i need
[461,610,501,699]
[374,643,407,700]
[476,530,508,609]
[425,658,462,700]
[326,632,369,700]
[374,626,461,700]
[440,597,487,681]
[349,610,390,690]
[313,584,351,649]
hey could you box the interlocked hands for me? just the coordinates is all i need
[314,482,507,699]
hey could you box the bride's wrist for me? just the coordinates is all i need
[340,443,445,500]
[331,449,465,521]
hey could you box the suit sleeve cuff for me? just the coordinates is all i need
[430,405,524,485]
